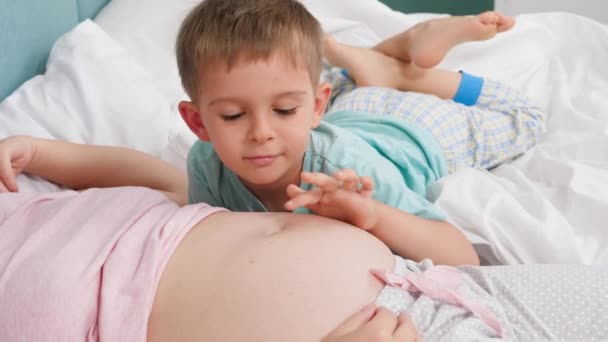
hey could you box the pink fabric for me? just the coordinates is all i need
[0,187,224,342]
[371,265,504,337]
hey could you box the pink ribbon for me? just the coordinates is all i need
[371,265,503,337]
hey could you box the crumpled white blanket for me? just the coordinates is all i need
[304,1,608,264]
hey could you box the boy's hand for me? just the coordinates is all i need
[0,136,37,193]
[285,169,377,230]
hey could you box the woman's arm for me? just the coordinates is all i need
[322,304,421,342]
[11,136,187,205]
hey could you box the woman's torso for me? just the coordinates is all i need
[148,211,394,342]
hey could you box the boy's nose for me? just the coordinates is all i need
[248,115,274,143]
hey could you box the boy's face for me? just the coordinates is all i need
[179,52,331,189]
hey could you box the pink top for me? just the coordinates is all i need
[0,187,225,342]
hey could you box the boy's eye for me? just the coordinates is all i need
[220,112,244,121]
[274,107,298,115]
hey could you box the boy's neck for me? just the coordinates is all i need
[261,194,291,212]
[241,159,304,212]
[247,181,293,212]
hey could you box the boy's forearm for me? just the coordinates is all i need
[26,138,187,195]
[369,201,479,266]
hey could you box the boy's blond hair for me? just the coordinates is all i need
[176,0,324,102]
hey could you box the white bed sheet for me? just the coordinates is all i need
[311,4,608,265]
[96,1,608,264]
[309,3,608,264]
[439,12,608,265]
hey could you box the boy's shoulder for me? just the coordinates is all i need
[308,117,387,173]
[322,110,426,140]
[313,110,422,158]
[186,140,222,176]
[188,139,215,160]
[313,110,448,188]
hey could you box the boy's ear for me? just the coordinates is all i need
[178,101,210,141]
[311,82,332,128]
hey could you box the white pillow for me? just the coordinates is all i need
[95,0,206,169]
[0,20,181,192]
[93,0,418,101]
[95,0,201,101]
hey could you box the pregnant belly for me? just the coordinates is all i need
[148,212,395,342]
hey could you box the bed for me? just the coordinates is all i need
[2,0,608,266]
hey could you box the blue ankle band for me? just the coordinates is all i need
[453,71,484,106]
[340,68,351,79]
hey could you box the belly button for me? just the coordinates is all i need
[265,222,287,236]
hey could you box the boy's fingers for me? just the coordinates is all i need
[286,184,304,198]
[302,172,340,192]
[394,312,421,341]
[285,184,304,210]
[327,304,377,336]
[285,187,324,210]
[359,176,374,197]
[336,169,359,191]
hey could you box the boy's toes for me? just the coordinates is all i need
[496,15,516,32]
[478,11,500,25]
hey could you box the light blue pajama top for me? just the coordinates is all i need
[187,110,448,221]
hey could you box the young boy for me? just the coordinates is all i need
[0,1,542,266]
[174,0,542,265]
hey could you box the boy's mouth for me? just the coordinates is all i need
[243,155,278,166]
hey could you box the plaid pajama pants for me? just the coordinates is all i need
[325,68,544,172]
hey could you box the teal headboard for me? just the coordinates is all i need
[379,0,494,15]
[0,0,110,101]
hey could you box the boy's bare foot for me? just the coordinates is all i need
[323,34,419,90]
[374,11,516,68]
